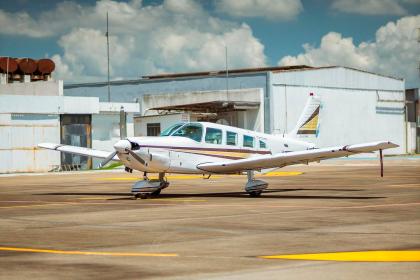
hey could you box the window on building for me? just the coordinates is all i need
[226,131,237,146]
[147,123,161,136]
[172,123,203,142]
[243,135,254,148]
[259,139,267,149]
[205,128,222,144]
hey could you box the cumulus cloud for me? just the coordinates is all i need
[0,0,267,82]
[279,15,420,87]
[215,0,303,21]
[331,0,411,16]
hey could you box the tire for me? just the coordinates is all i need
[249,191,262,197]
[151,189,161,196]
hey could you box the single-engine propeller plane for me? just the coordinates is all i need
[39,94,398,199]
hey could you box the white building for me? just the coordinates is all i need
[0,80,139,173]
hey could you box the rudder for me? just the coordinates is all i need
[288,93,321,137]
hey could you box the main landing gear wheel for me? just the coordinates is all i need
[249,191,262,197]
[133,193,149,200]
[151,189,161,196]
[245,171,268,198]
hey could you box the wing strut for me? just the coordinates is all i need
[379,149,383,177]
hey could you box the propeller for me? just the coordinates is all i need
[379,149,383,177]
[99,150,118,168]
[99,139,146,168]
[125,148,146,165]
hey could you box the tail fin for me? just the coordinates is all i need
[288,93,321,138]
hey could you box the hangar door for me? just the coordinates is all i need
[60,114,92,169]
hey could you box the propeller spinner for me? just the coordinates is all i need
[99,139,146,168]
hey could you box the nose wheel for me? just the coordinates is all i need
[132,172,168,199]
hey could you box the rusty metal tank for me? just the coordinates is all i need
[16,58,37,74]
[0,57,18,73]
[36,58,55,74]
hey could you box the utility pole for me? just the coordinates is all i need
[417,28,420,79]
[106,12,111,102]
[225,45,229,95]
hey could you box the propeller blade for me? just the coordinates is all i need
[126,149,146,165]
[379,149,383,177]
[99,151,118,168]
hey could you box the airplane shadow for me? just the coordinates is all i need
[38,188,383,200]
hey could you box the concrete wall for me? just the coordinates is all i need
[0,80,63,96]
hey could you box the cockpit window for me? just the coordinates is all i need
[160,123,184,136]
[172,123,203,142]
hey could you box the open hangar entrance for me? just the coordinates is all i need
[134,88,264,136]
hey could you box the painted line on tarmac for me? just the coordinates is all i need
[77,197,116,200]
[78,197,207,202]
[149,198,207,202]
[389,183,420,188]
[98,171,303,181]
[259,250,420,262]
[0,203,76,209]
[0,246,178,257]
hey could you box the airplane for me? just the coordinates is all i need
[39,94,398,199]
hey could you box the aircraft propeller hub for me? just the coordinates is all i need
[114,139,132,153]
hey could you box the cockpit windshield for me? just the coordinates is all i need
[171,123,203,142]
[160,123,184,136]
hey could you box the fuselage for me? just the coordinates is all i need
[116,122,315,174]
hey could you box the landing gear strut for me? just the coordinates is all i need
[245,171,268,197]
[132,172,169,199]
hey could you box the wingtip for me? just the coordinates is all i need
[38,143,61,150]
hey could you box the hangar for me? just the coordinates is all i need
[64,65,412,153]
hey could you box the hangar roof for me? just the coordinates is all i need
[142,65,313,80]
[64,65,401,89]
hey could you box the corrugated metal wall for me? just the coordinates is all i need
[271,67,405,154]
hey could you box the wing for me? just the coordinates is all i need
[38,143,120,161]
[196,141,398,173]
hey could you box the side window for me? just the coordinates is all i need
[243,135,254,148]
[205,128,222,144]
[226,131,237,146]
[259,139,267,149]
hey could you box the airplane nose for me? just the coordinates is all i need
[114,140,131,153]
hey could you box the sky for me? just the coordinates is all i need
[0,0,419,87]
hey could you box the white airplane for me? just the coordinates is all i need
[39,94,398,199]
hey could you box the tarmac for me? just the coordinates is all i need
[0,158,419,279]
